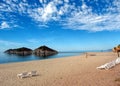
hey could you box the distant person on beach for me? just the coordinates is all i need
[86,53,88,58]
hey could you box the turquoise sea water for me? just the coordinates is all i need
[0,52,83,64]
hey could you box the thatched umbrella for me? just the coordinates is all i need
[113,45,120,57]
[34,45,58,57]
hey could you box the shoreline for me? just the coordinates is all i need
[0,52,83,64]
[0,52,120,86]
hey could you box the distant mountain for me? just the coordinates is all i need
[106,49,112,51]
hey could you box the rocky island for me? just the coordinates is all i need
[4,46,58,57]
[4,47,33,56]
[34,45,58,57]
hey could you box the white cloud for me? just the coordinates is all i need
[39,0,44,4]
[38,24,49,28]
[0,21,18,29]
[0,40,23,46]
[0,0,120,31]
[60,0,120,31]
[0,22,10,29]
[64,13,120,31]
[27,39,40,43]
[0,39,27,51]
[28,1,60,22]
[55,0,63,4]
[39,0,47,4]
[64,0,69,3]
[27,38,55,44]
[41,1,57,21]
[81,3,87,10]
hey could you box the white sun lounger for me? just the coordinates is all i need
[17,72,29,78]
[104,61,116,70]
[96,61,116,70]
[17,71,37,79]
[115,57,120,64]
[28,71,37,76]
[97,57,120,70]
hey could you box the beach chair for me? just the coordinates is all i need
[96,61,116,70]
[17,72,29,78]
[96,63,108,69]
[104,61,116,70]
[115,57,120,64]
[28,71,37,76]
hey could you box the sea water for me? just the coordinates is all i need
[0,52,83,64]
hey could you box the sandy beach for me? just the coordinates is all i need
[0,52,120,86]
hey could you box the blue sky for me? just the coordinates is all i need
[0,0,120,52]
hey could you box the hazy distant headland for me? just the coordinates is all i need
[4,45,58,57]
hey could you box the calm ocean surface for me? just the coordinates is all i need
[0,52,84,64]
